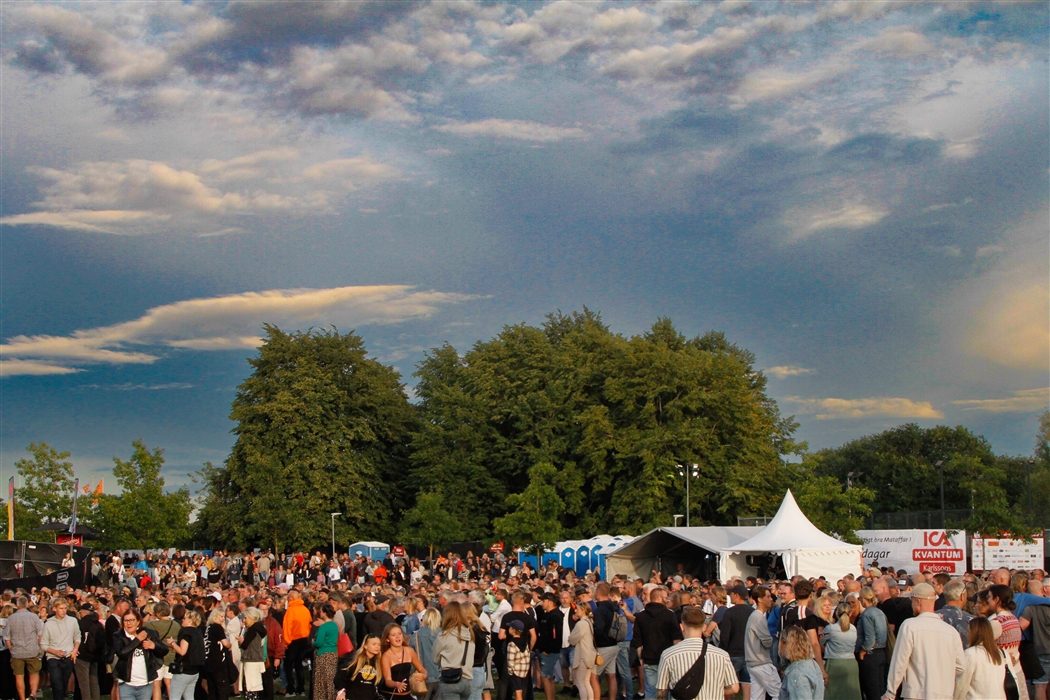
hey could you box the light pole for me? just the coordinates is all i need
[676,464,699,526]
[934,461,945,528]
[1027,459,1035,514]
[673,514,684,527]
[330,512,341,559]
[846,472,861,518]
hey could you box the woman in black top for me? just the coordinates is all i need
[203,606,233,700]
[335,635,383,700]
[166,610,206,700]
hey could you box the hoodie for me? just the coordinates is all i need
[283,598,312,644]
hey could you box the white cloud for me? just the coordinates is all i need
[782,204,888,240]
[0,286,479,376]
[198,148,301,181]
[301,157,402,188]
[785,396,944,419]
[953,388,1048,413]
[434,119,589,142]
[857,27,935,57]
[730,61,852,108]
[765,365,815,379]
[975,244,1004,258]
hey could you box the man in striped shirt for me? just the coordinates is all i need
[655,608,739,700]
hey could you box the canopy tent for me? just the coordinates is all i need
[719,490,862,581]
[605,526,763,581]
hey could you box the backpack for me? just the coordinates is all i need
[669,640,707,700]
[609,612,628,643]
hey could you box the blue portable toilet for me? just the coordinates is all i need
[348,541,390,560]
[519,552,539,570]
[575,544,591,576]
[541,552,560,568]
[559,541,579,571]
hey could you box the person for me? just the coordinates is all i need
[654,606,738,700]
[461,595,490,700]
[166,610,206,700]
[283,591,312,698]
[204,605,234,700]
[700,588,726,646]
[497,591,536,700]
[955,617,1006,700]
[567,604,597,700]
[1019,588,1050,700]
[240,608,268,700]
[781,627,823,700]
[42,600,80,700]
[335,636,383,700]
[977,585,1028,700]
[379,623,425,700]
[744,586,780,700]
[433,601,473,700]
[936,581,975,649]
[872,579,913,635]
[111,608,168,700]
[718,585,754,700]
[257,599,286,700]
[75,602,106,700]
[416,609,442,700]
[365,599,396,639]
[6,596,43,700]
[882,582,964,700]
[535,594,563,700]
[556,591,577,696]
[592,584,620,700]
[632,588,682,699]
[313,604,341,700]
[145,602,180,700]
[855,587,888,700]
[821,601,860,700]
[226,602,245,695]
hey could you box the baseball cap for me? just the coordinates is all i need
[911,583,936,600]
[374,595,390,605]
[728,584,749,599]
[507,619,524,632]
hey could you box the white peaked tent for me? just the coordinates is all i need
[720,490,862,581]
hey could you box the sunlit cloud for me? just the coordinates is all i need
[433,119,589,143]
[765,366,816,379]
[784,396,944,419]
[953,388,1049,413]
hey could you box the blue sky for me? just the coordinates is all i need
[1,1,1047,494]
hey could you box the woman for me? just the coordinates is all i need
[855,587,888,700]
[433,602,471,700]
[416,608,442,700]
[335,635,383,700]
[567,603,597,700]
[239,608,267,700]
[111,609,168,700]
[781,627,824,700]
[464,594,492,700]
[821,602,860,700]
[379,624,425,700]
[204,605,233,700]
[977,585,1028,700]
[166,610,206,700]
[955,617,1006,700]
[225,603,244,694]
[807,591,836,684]
[702,587,727,645]
[314,603,341,700]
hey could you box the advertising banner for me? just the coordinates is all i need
[856,529,968,575]
[971,534,1044,571]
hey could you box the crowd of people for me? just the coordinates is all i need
[0,549,1046,700]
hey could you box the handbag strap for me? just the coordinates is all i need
[459,629,470,667]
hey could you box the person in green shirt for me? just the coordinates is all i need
[313,603,341,700]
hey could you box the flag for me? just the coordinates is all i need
[7,477,13,541]
[92,479,103,506]
[83,483,91,495]
[69,478,79,534]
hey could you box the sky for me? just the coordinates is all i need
[1,0,1047,497]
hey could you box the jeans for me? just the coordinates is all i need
[171,674,200,700]
[469,667,486,700]
[119,683,155,700]
[285,638,310,694]
[643,665,658,699]
[437,678,473,700]
[616,642,633,700]
[858,648,887,700]
[47,657,75,700]
[74,659,100,700]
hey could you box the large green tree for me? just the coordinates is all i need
[410,311,799,538]
[5,443,77,541]
[493,463,564,554]
[93,440,193,549]
[195,325,418,551]
[399,492,465,564]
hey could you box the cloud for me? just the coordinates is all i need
[0,285,478,376]
[434,119,589,142]
[730,61,852,108]
[198,148,301,181]
[785,396,944,419]
[857,27,935,57]
[79,382,195,391]
[953,388,1049,413]
[765,365,815,379]
[301,157,402,187]
[782,204,888,240]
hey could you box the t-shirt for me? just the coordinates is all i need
[717,604,754,657]
[1021,604,1050,655]
[500,611,535,652]
[174,627,205,674]
[878,597,914,632]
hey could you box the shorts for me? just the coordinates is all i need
[508,675,529,693]
[1033,653,1050,685]
[538,653,560,679]
[595,647,618,676]
[157,665,173,680]
[12,657,42,675]
[730,656,749,684]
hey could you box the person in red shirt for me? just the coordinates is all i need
[373,564,388,585]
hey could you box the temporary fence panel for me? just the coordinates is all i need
[855,529,968,575]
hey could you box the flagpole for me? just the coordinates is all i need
[69,478,79,555]
[7,477,14,541]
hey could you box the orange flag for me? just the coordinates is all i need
[92,479,104,505]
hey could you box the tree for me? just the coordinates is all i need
[399,492,464,564]
[6,443,77,541]
[194,325,418,551]
[93,440,192,549]
[789,462,875,544]
[493,463,564,555]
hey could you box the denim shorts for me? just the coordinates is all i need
[538,653,560,679]
[1033,653,1050,685]
[730,656,750,684]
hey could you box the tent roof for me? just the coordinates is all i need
[725,490,859,553]
[609,526,764,560]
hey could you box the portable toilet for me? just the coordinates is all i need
[518,552,539,571]
[541,551,560,568]
[348,541,390,560]
[575,543,592,576]
[559,541,580,571]
[594,538,632,580]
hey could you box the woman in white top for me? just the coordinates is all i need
[955,617,1006,700]
[567,605,597,700]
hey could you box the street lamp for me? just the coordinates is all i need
[673,514,684,527]
[330,512,342,559]
[1027,459,1035,514]
[934,461,945,527]
[675,464,699,526]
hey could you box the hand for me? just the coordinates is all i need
[136,631,148,642]
[859,651,867,660]
[397,682,407,692]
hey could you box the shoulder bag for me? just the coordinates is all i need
[410,633,429,694]
[439,632,469,684]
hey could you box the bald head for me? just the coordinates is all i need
[992,568,1011,586]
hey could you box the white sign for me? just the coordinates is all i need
[856,529,968,575]
[971,535,1044,571]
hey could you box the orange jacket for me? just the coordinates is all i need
[283,598,312,643]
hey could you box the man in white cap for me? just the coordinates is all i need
[883,582,965,700]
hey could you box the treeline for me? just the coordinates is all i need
[10,310,1048,553]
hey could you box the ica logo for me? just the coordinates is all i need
[923,531,952,547]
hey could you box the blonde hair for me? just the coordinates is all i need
[712,587,727,607]
[421,607,442,631]
[182,610,201,627]
[781,627,813,662]
[243,607,263,627]
[858,587,877,607]
[207,604,226,626]
[817,591,841,623]
[833,602,852,632]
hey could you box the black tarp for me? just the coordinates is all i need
[0,541,91,590]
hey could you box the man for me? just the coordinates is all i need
[612,585,637,700]
[146,601,181,700]
[1019,587,1050,700]
[557,590,577,695]
[498,591,537,700]
[934,581,973,647]
[593,583,621,700]
[744,587,779,700]
[42,600,80,700]
[363,595,395,637]
[8,596,44,700]
[930,573,951,611]
[716,585,753,700]
[872,577,913,633]
[535,593,563,700]
[655,607,738,700]
[882,583,964,700]
[282,590,312,697]
[632,587,682,699]
[75,602,105,700]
